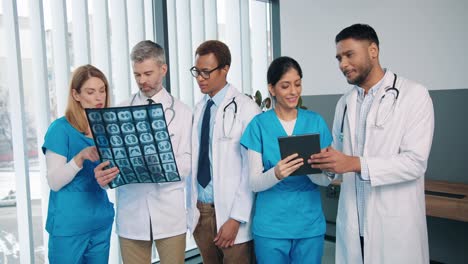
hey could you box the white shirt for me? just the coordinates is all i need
[354,77,385,236]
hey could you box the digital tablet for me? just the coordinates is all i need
[278,133,322,176]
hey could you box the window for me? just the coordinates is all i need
[166,0,274,108]
[0,0,274,263]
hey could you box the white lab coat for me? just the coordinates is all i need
[332,70,434,263]
[116,88,192,240]
[187,84,261,244]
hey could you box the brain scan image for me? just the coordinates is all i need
[166,172,180,182]
[100,148,112,159]
[124,134,138,145]
[88,112,102,122]
[110,135,123,147]
[162,163,176,172]
[96,136,109,147]
[143,144,157,155]
[148,164,162,174]
[106,124,120,134]
[150,107,164,119]
[145,154,159,165]
[136,121,150,132]
[128,146,142,157]
[160,152,174,163]
[148,165,166,182]
[139,133,153,143]
[158,141,172,152]
[121,123,136,133]
[103,111,117,122]
[116,159,130,167]
[151,120,166,130]
[155,131,169,141]
[131,157,144,166]
[123,173,136,183]
[134,166,150,181]
[93,124,105,134]
[113,148,127,159]
[118,111,132,121]
[117,163,136,182]
[132,110,147,120]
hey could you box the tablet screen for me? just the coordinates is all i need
[278,133,322,176]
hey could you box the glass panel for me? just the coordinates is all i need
[0,0,57,262]
[217,0,226,41]
[250,0,273,102]
[0,103,19,262]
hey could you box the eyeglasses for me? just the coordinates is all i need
[190,65,223,80]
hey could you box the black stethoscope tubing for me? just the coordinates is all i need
[223,97,237,114]
[340,73,399,133]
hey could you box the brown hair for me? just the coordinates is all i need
[195,40,231,67]
[65,64,110,134]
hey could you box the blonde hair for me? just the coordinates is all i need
[65,64,110,134]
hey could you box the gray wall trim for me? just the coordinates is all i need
[301,89,468,183]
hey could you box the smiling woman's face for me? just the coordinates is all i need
[269,68,302,111]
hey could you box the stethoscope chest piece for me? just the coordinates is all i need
[220,97,237,140]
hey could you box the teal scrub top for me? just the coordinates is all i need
[42,117,114,236]
[240,109,332,239]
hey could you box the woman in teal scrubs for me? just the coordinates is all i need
[240,57,332,263]
[42,65,117,264]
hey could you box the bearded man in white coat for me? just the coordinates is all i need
[309,24,434,263]
[94,40,192,264]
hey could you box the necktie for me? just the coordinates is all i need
[197,99,214,188]
[147,98,155,104]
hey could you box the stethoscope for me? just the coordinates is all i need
[339,73,399,141]
[220,97,238,140]
[130,92,176,131]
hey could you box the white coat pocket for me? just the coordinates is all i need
[149,187,186,238]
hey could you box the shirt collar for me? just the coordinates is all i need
[204,83,229,106]
[355,69,388,98]
[138,87,167,103]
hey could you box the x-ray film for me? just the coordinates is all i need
[86,104,181,188]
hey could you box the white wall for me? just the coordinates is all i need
[280,0,468,95]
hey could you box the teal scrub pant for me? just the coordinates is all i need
[253,234,324,264]
[48,225,112,264]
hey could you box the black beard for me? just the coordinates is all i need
[347,65,372,87]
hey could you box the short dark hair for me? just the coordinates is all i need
[131,40,166,64]
[195,40,231,67]
[335,24,379,48]
[267,56,303,86]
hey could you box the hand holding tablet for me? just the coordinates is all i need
[278,133,322,176]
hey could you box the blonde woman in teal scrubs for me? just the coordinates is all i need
[42,65,118,263]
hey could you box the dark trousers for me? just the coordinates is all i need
[360,236,364,262]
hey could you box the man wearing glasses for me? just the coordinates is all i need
[186,40,260,263]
